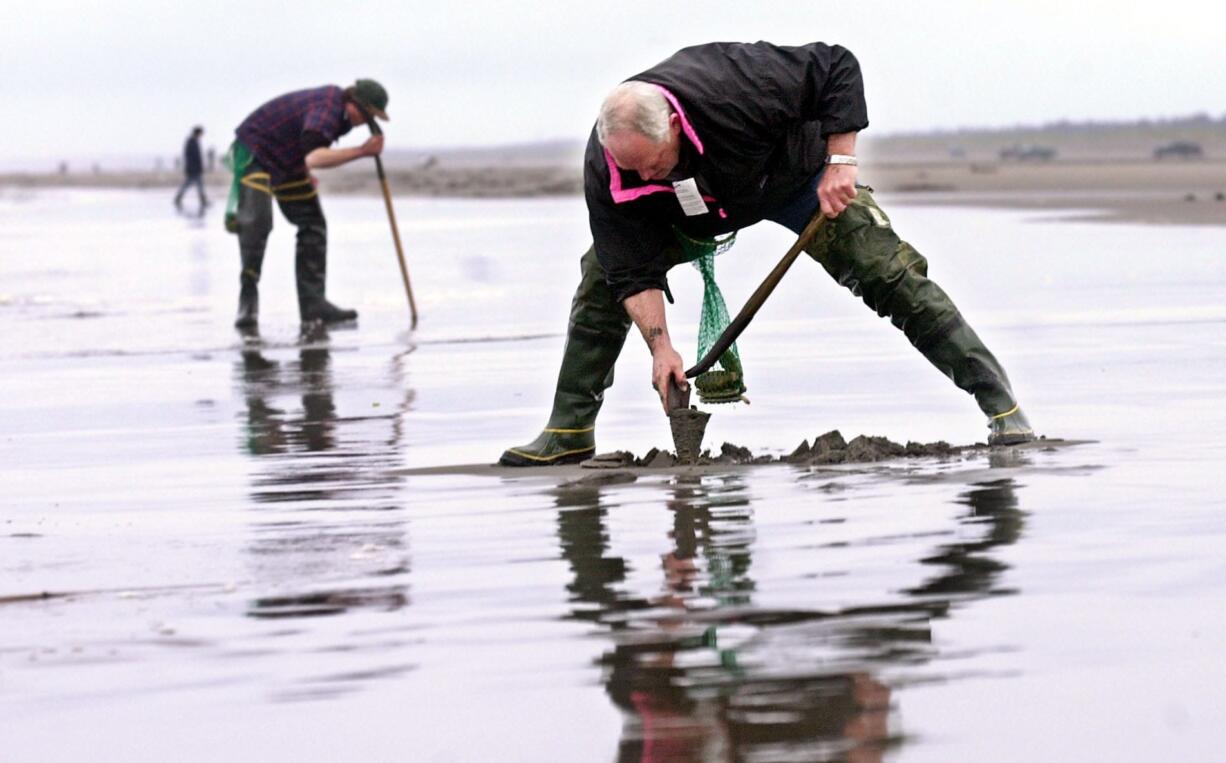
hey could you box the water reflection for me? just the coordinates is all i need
[906,478,1023,598]
[555,473,1025,761]
[556,484,641,626]
[234,328,415,624]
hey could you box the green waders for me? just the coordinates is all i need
[500,245,632,466]
[230,155,357,328]
[802,189,1032,445]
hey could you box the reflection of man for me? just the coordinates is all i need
[238,338,337,456]
[227,80,389,329]
[905,477,1024,597]
[502,42,1033,466]
[173,125,208,211]
[556,476,879,758]
[234,335,413,625]
[592,478,894,761]
[551,468,1026,759]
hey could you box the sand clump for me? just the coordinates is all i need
[582,430,956,470]
[790,431,955,464]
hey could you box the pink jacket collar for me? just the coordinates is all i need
[604,84,704,204]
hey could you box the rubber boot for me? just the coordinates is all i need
[500,246,631,466]
[280,194,358,325]
[234,174,272,329]
[917,317,1034,445]
[803,190,1034,443]
[235,281,259,329]
[988,406,1035,447]
[302,300,358,324]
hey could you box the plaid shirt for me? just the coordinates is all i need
[236,85,353,185]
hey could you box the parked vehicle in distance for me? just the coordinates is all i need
[1153,140,1204,160]
[999,144,1057,161]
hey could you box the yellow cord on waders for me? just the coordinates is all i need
[673,228,747,404]
[222,143,322,233]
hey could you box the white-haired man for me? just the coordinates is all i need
[501,42,1033,465]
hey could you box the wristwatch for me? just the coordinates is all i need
[825,154,858,166]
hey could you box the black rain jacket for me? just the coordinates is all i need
[184,136,204,177]
[583,41,869,303]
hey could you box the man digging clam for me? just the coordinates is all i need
[501,42,1034,466]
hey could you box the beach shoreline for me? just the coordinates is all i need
[4,157,1224,226]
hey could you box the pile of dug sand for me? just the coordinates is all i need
[582,430,959,469]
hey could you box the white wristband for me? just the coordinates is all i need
[825,154,858,166]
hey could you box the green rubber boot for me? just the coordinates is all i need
[988,405,1035,446]
[803,189,1034,443]
[500,246,631,466]
[234,163,272,330]
[918,317,1035,445]
[276,194,358,325]
[500,425,597,466]
[234,281,259,329]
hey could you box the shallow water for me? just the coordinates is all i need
[2,188,1225,761]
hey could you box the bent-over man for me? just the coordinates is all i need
[227,79,389,329]
[501,42,1033,465]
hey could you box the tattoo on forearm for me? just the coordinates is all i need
[642,326,664,347]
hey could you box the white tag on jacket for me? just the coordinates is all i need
[672,178,708,216]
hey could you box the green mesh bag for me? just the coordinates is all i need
[222,141,253,234]
[673,228,746,404]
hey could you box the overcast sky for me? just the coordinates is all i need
[2,0,1221,165]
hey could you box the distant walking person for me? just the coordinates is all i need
[174,126,208,211]
[225,79,388,329]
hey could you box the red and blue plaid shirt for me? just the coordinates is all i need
[236,85,353,185]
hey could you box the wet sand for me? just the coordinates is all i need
[403,436,1093,481]
[3,189,1225,761]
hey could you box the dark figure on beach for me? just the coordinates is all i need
[225,79,388,329]
[174,126,208,211]
[501,42,1034,466]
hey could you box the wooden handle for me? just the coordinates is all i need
[379,175,418,328]
[684,214,826,378]
[365,115,419,329]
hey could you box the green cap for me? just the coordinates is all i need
[347,79,389,121]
